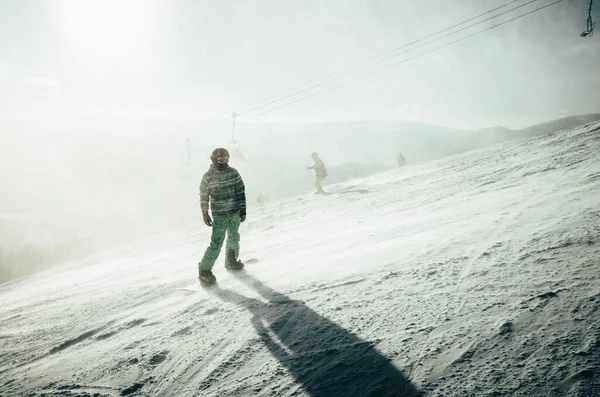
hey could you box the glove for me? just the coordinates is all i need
[202,211,212,227]
[240,207,247,223]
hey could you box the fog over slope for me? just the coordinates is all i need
[1,114,599,282]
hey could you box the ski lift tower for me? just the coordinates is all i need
[580,0,596,37]
[229,111,245,160]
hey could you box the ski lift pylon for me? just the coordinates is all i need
[229,111,245,160]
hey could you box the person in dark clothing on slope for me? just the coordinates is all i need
[307,152,327,194]
[198,148,246,286]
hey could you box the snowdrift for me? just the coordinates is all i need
[1,122,599,396]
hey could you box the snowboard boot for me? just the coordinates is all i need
[225,249,244,272]
[198,269,217,286]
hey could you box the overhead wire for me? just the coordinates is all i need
[188,0,563,138]
[230,0,525,116]
[234,0,542,119]
[184,0,538,137]
[241,0,563,121]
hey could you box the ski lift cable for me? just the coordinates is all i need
[229,0,525,116]
[242,0,559,121]
[241,0,564,122]
[233,0,540,119]
[237,0,544,120]
[175,0,536,138]
[192,0,559,138]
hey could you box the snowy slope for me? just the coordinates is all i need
[1,122,599,397]
[4,114,600,285]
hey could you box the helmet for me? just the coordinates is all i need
[211,147,230,169]
[211,147,230,160]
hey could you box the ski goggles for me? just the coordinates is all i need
[216,156,230,164]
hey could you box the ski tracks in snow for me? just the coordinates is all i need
[456,187,548,284]
[150,324,249,396]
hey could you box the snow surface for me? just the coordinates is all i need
[1,122,599,396]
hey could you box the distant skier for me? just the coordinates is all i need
[397,152,407,167]
[198,148,246,286]
[256,193,271,205]
[307,152,328,194]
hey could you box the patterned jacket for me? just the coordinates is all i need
[199,165,246,216]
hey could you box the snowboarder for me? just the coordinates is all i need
[307,152,327,194]
[397,152,407,167]
[198,148,246,286]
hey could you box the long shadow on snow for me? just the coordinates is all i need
[212,272,420,397]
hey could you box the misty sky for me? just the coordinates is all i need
[0,0,598,129]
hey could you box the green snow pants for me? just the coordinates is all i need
[198,213,241,271]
